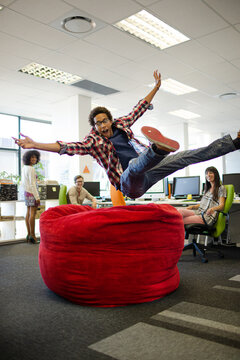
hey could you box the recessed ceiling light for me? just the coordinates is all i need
[0,5,4,11]
[161,79,198,95]
[115,10,189,50]
[18,63,82,85]
[61,16,96,33]
[169,109,201,120]
[219,92,239,100]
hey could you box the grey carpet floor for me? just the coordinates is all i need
[0,243,239,360]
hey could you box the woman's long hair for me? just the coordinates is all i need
[204,166,221,201]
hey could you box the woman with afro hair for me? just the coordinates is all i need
[21,150,41,244]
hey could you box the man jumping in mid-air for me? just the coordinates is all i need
[13,70,240,199]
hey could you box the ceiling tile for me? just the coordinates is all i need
[230,58,240,69]
[35,52,94,78]
[205,0,240,25]
[0,8,77,50]
[179,71,232,96]
[234,24,240,31]
[135,51,193,79]
[226,80,240,93]
[112,61,152,82]
[198,27,240,61]
[149,0,228,38]
[9,0,73,24]
[164,40,224,69]
[64,0,142,23]
[84,26,160,60]
[0,52,33,70]
[58,39,129,69]
[135,0,159,5]
[0,0,15,5]
[0,32,50,59]
[197,61,240,84]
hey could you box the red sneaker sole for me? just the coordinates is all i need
[141,126,180,152]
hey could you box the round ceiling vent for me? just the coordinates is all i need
[61,16,96,33]
[219,92,239,100]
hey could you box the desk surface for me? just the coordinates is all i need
[97,198,240,206]
[97,199,199,207]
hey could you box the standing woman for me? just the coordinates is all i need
[178,166,226,226]
[22,150,41,244]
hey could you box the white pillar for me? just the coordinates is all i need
[184,122,189,176]
[49,94,93,187]
[76,95,93,182]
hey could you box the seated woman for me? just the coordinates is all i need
[177,166,226,226]
[67,175,97,209]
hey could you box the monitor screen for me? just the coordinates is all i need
[222,173,240,195]
[146,179,164,194]
[83,181,100,197]
[164,177,169,196]
[172,176,200,199]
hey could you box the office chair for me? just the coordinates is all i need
[59,184,68,205]
[110,184,126,206]
[183,184,234,263]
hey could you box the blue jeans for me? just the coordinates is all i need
[120,135,235,198]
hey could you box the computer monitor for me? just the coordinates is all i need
[172,176,200,199]
[83,181,100,197]
[222,173,240,195]
[146,179,164,195]
[164,177,169,196]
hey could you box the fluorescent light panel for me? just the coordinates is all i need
[169,109,201,119]
[115,10,189,50]
[18,62,82,85]
[161,79,198,95]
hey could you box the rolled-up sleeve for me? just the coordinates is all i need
[57,138,93,156]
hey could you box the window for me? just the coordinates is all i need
[21,118,52,179]
[0,112,51,182]
[0,114,19,150]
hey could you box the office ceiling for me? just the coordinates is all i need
[0,0,240,138]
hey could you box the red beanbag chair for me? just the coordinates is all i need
[39,203,184,307]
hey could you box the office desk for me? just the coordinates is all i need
[228,202,240,244]
[97,199,198,207]
[97,199,240,244]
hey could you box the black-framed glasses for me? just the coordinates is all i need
[94,119,110,127]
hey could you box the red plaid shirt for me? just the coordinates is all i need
[58,100,150,189]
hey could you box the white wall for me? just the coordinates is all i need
[48,94,93,188]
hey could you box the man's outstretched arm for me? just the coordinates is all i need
[144,70,161,104]
[13,133,60,153]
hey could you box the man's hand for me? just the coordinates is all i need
[12,133,35,149]
[153,70,161,90]
[144,70,161,104]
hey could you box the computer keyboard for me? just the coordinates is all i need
[182,199,197,202]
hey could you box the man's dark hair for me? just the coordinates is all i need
[88,106,113,127]
[22,150,41,165]
[74,175,84,183]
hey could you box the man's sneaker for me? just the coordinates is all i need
[141,126,180,152]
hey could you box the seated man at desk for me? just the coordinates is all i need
[67,175,97,209]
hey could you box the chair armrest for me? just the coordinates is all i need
[201,211,215,230]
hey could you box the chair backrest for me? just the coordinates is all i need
[212,184,234,238]
[110,184,126,206]
[59,184,68,205]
